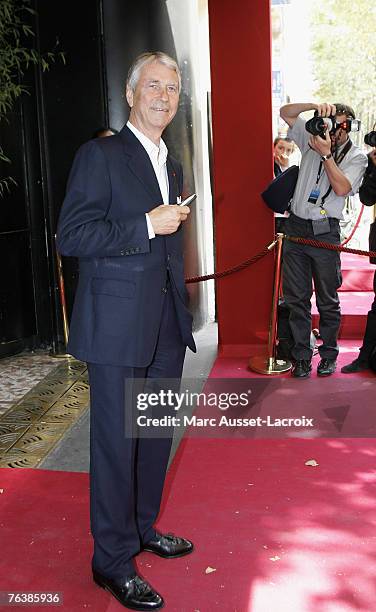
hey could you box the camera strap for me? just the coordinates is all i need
[320,139,353,208]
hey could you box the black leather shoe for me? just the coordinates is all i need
[142,531,194,558]
[341,358,369,373]
[317,358,337,377]
[291,359,312,378]
[93,569,164,610]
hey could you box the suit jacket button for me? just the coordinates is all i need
[162,287,168,293]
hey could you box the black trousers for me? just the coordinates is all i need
[88,287,186,581]
[283,213,342,360]
[274,216,288,236]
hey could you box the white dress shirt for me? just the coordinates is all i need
[127,121,170,239]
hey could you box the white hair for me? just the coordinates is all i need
[126,51,181,94]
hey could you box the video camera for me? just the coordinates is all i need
[364,131,376,147]
[305,111,361,139]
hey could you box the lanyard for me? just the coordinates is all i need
[318,139,353,209]
[333,139,352,165]
[314,161,324,188]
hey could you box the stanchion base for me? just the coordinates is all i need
[49,350,72,359]
[248,355,292,375]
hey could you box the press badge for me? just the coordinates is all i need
[312,217,331,235]
[308,188,320,204]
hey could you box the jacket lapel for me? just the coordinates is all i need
[120,125,163,203]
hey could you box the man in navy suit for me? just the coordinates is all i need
[57,52,196,611]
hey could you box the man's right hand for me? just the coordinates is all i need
[316,103,336,117]
[148,204,190,235]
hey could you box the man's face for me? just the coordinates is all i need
[274,140,294,167]
[126,61,179,140]
[330,114,349,148]
[274,140,294,158]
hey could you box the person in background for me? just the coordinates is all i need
[92,126,119,138]
[274,136,295,176]
[273,137,295,234]
[280,101,367,378]
[342,146,376,373]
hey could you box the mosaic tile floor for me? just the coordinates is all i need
[0,350,62,418]
[0,351,89,468]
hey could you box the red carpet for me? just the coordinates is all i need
[1,331,375,610]
[340,253,374,292]
[312,293,374,339]
[159,437,376,611]
[311,253,375,337]
[216,340,375,379]
[2,435,376,611]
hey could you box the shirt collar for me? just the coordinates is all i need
[332,137,350,155]
[127,121,168,166]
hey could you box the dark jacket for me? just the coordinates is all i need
[56,125,195,367]
[359,155,376,207]
[274,160,283,177]
[359,155,376,264]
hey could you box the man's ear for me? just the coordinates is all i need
[126,86,133,108]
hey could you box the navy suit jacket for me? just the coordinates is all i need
[56,125,196,367]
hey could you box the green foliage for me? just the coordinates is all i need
[0,0,65,195]
[310,0,376,144]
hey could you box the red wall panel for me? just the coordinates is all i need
[208,0,275,352]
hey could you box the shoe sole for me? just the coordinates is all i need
[141,544,194,559]
[292,373,311,378]
[292,369,312,378]
[317,369,336,377]
[93,572,164,611]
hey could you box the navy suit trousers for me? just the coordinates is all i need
[88,286,186,580]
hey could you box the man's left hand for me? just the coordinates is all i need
[309,129,332,157]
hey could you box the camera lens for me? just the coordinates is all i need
[305,116,326,136]
[305,115,334,139]
[364,131,376,147]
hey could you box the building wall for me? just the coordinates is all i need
[103,0,214,329]
[0,0,214,356]
[208,0,274,351]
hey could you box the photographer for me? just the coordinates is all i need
[280,102,368,378]
[342,141,376,373]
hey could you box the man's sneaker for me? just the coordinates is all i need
[292,359,312,378]
[317,358,337,377]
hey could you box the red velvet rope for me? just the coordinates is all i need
[185,245,272,284]
[340,204,364,247]
[286,235,376,257]
[184,235,376,285]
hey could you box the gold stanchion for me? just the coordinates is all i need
[51,249,71,358]
[248,233,292,375]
